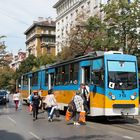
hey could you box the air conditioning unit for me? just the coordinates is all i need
[104,51,123,55]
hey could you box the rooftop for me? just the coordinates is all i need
[24,18,55,35]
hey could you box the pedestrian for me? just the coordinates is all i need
[13,91,20,111]
[38,89,43,110]
[31,90,41,121]
[79,83,90,114]
[28,92,34,112]
[43,89,58,122]
[73,90,84,125]
[18,91,22,110]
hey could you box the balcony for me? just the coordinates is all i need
[41,42,55,47]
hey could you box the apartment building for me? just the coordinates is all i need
[24,17,56,57]
[10,51,26,70]
[53,0,108,55]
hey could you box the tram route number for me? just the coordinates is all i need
[119,93,126,98]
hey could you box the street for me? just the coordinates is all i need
[0,96,140,140]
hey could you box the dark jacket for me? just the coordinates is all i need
[32,95,40,106]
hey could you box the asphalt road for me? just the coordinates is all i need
[0,96,140,140]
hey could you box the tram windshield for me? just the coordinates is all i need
[108,61,137,90]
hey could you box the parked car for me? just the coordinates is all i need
[0,91,7,104]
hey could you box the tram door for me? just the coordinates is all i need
[81,66,91,112]
[81,66,90,84]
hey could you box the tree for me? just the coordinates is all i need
[102,0,140,56]
[15,54,37,80]
[0,67,15,90]
[0,36,9,67]
[35,54,56,68]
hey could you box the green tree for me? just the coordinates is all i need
[102,0,140,56]
[0,36,9,67]
[35,54,56,68]
[15,54,37,80]
[0,67,15,90]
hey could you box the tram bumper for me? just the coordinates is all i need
[111,104,138,116]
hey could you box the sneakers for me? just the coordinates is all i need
[48,117,53,122]
[74,122,80,125]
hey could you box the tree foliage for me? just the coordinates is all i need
[0,36,9,67]
[15,54,37,79]
[0,67,15,90]
[35,54,56,68]
[102,0,140,56]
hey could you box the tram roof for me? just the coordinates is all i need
[22,51,133,75]
[48,51,104,68]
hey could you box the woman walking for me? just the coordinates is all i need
[44,89,58,122]
[13,91,20,111]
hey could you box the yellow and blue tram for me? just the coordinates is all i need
[20,51,139,116]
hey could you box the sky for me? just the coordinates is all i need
[0,0,57,55]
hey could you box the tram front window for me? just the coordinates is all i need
[108,72,137,90]
[108,60,137,90]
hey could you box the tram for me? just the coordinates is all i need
[20,51,139,116]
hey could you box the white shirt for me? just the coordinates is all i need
[13,93,20,101]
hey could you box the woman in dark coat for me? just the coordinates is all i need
[32,90,40,121]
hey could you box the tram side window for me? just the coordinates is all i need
[92,58,104,86]
[23,75,28,86]
[32,72,38,86]
[55,67,62,85]
[45,71,48,86]
[55,65,70,86]
[91,70,104,86]
[63,65,69,85]
[51,73,55,87]
[70,63,79,84]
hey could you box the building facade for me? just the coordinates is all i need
[24,17,56,57]
[53,0,108,55]
[10,51,26,70]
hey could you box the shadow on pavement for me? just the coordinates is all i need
[0,130,25,140]
[37,134,109,140]
[87,116,139,125]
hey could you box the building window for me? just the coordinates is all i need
[47,47,51,54]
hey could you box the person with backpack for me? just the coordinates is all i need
[73,90,84,125]
[31,90,41,121]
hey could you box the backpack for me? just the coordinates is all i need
[68,99,76,112]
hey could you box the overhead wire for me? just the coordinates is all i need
[0,7,30,26]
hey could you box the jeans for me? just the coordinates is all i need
[33,105,39,119]
[73,112,80,122]
[47,106,58,119]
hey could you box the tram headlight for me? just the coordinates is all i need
[130,95,135,100]
[111,95,116,100]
